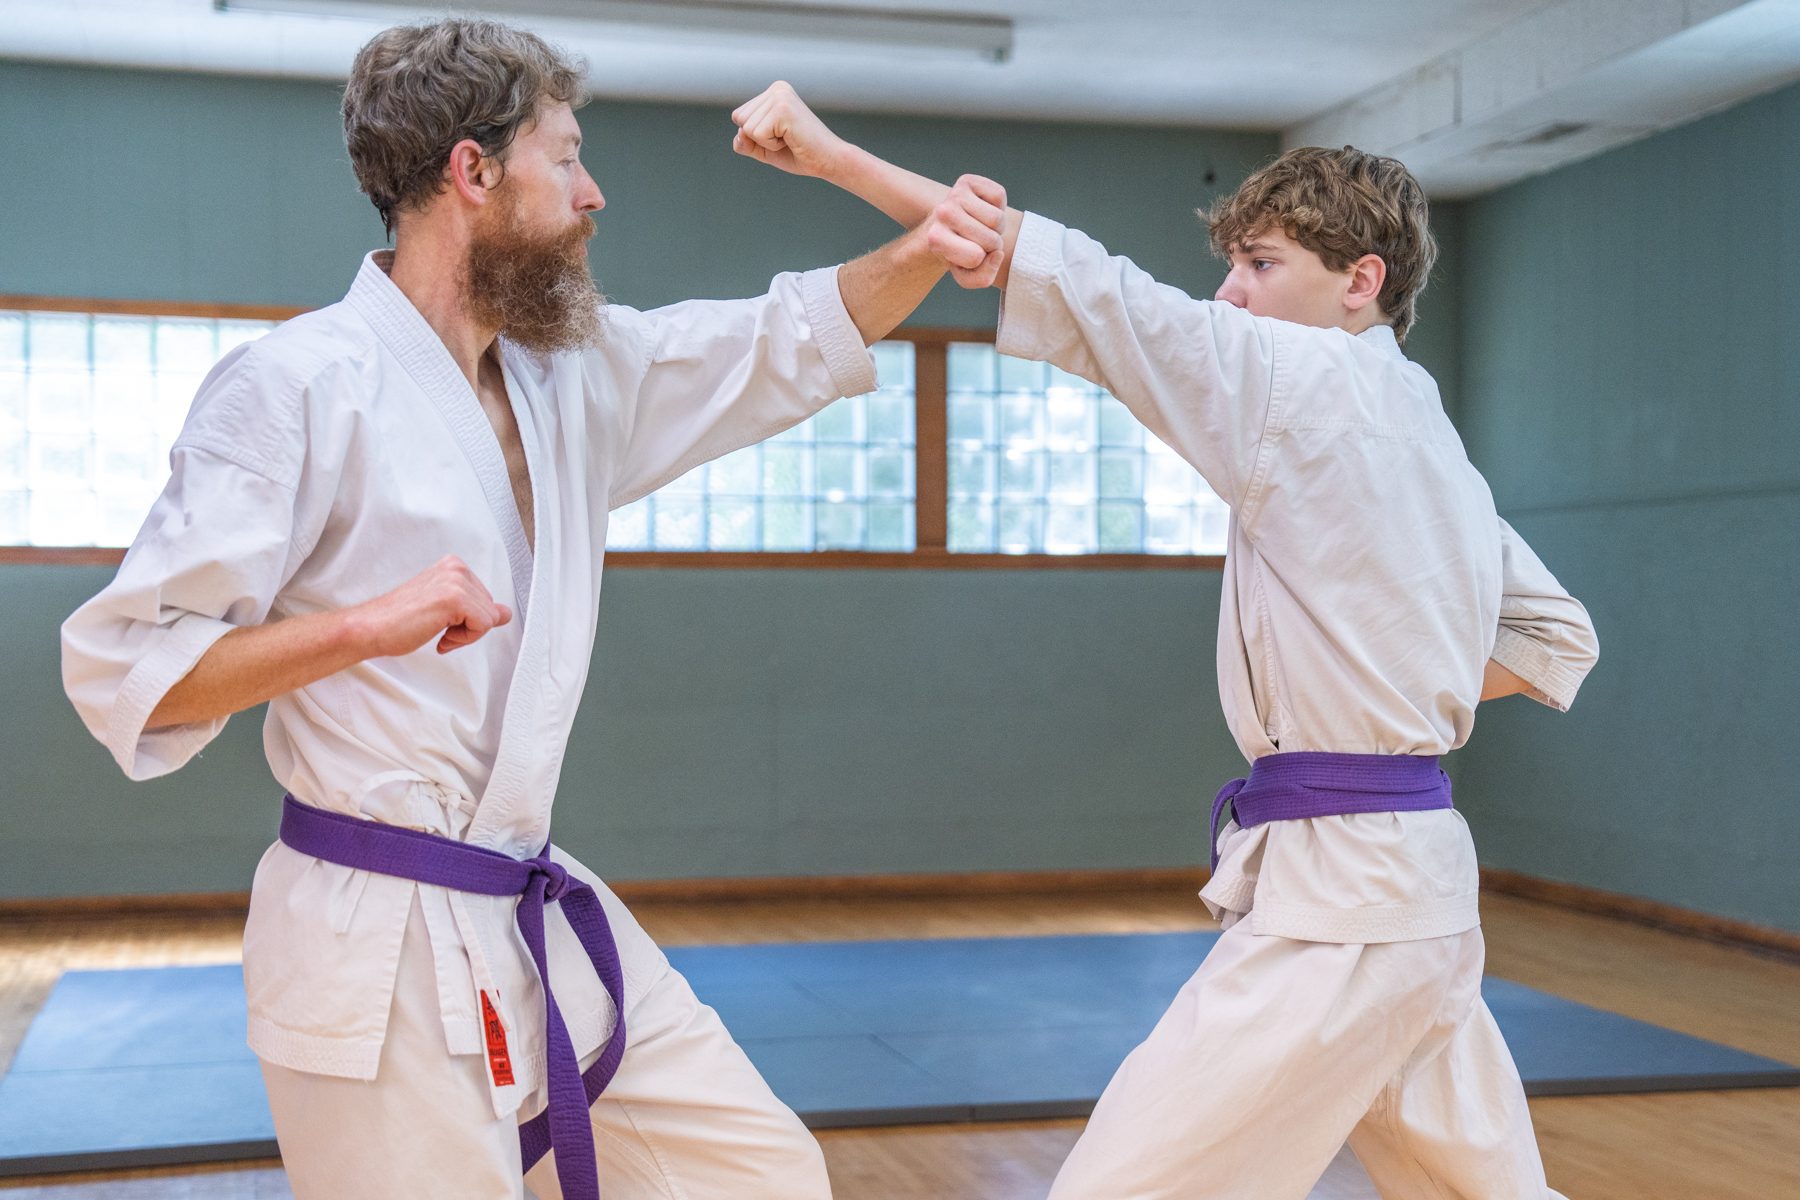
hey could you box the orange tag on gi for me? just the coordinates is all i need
[481,990,516,1086]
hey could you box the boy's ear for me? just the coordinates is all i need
[1344,253,1387,312]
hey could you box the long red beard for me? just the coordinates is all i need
[465,196,604,355]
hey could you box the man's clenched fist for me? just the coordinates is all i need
[925,175,1008,289]
[731,81,847,179]
[353,555,513,657]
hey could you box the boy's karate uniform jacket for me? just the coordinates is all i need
[998,213,1599,944]
[61,251,877,1114]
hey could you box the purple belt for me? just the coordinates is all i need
[1209,751,1453,868]
[278,795,624,1200]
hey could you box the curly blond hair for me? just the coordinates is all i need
[343,19,587,234]
[1204,146,1436,342]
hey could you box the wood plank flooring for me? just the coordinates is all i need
[1,887,1795,1198]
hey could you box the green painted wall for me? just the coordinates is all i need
[1452,84,1800,933]
[0,60,1274,898]
[2,565,1232,896]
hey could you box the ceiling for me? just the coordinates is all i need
[7,0,1800,195]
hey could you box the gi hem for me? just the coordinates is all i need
[248,1015,384,1081]
[994,212,1060,362]
[803,266,878,399]
[1247,892,1481,944]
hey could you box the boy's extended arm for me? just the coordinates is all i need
[733,82,1022,289]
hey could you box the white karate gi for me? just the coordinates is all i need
[997,213,1599,1200]
[61,250,877,1199]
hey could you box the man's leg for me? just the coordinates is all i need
[524,964,831,1200]
[1046,922,1475,1200]
[262,893,526,1200]
[1347,929,1567,1200]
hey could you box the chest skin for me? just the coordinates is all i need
[476,345,536,549]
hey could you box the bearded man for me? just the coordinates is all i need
[60,19,985,1200]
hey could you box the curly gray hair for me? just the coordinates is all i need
[343,19,588,234]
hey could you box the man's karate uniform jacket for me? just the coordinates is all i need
[997,213,1601,944]
[61,251,877,1116]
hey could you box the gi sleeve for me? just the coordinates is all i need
[61,348,317,781]
[1489,517,1599,711]
[605,265,877,507]
[996,212,1276,508]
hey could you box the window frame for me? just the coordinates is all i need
[0,296,1224,570]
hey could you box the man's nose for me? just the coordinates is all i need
[576,168,604,213]
[1215,272,1248,308]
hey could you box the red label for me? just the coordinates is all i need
[481,990,516,1087]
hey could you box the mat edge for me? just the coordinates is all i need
[0,1140,280,1179]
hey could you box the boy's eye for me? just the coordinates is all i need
[1253,260,1273,270]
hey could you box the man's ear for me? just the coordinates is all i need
[447,138,500,207]
[1343,253,1387,312]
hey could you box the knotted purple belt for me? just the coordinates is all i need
[278,795,625,1200]
[1209,751,1453,868]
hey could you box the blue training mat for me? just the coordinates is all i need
[2,933,1794,1174]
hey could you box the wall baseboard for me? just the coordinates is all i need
[1478,867,1800,962]
[605,866,1213,903]
[0,891,252,920]
[6,868,1795,962]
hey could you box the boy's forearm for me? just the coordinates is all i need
[1479,658,1529,702]
[829,148,1026,293]
[825,143,952,229]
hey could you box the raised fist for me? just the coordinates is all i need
[925,175,1008,289]
[732,81,846,179]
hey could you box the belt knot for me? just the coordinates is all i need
[529,856,572,902]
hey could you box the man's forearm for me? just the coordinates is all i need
[146,555,511,729]
[837,225,949,344]
[147,610,373,729]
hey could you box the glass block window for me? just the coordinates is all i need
[0,310,277,547]
[606,340,916,552]
[947,343,1228,555]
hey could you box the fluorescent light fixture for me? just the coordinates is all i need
[217,0,1015,61]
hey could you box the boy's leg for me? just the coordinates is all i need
[524,964,831,1200]
[261,893,527,1200]
[1046,922,1479,1200]
[1347,931,1567,1200]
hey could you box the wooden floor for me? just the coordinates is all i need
[1,888,1796,1198]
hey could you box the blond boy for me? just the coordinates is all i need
[734,83,1598,1199]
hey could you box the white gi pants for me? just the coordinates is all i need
[1048,922,1566,1200]
[261,896,830,1200]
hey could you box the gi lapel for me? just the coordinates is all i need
[344,252,535,623]
[466,351,560,855]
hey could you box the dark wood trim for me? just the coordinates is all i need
[0,870,1209,923]
[1480,867,1800,962]
[913,340,949,551]
[0,295,312,322]
[604,551,1223,569]
[0,546,127,565]
[0,891,251,921]
[608,867,1210,903]
[893,325,996,345]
